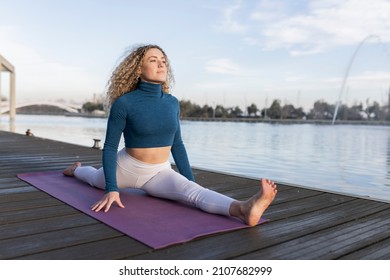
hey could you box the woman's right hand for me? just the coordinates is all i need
[91,191,125,213]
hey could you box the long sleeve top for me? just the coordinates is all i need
[102,81,194,193]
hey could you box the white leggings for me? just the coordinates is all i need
[74,148,234,216]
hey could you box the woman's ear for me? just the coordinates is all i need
[135,66,142,79]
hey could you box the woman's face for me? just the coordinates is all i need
[140,48,167,84]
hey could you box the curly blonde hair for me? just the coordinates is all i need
[105,44,174,106]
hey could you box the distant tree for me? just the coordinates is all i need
[267,99,282,119]
[179,100,203,117]
[294,107,306,119]
[247,103,258,117]
[176,97,389,121]
[200,105,214,118]
[347,103,364,120]
[179,100,193,117]
[367,101,382,120]
[281,104,294,119]
[227,106,243,118]
[281,104,305,119]
[214,105,228,118]
[308,100,334,120]
[82,102,104,113]
[336,104,349,120]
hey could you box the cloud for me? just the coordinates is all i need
[216,0,248,33]
[205,57,264,78]
[217,0,390,56]
[205,58,247,75]
[261,1,389,54]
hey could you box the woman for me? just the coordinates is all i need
[64,44,277,226]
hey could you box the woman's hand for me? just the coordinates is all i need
[91,191,125,212]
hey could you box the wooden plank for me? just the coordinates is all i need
[264,193,355,221]
[0,190,50,203]
[15,236,150,260]
[0,213,98,240]
[0,197,64,212]
[0,205,80,225]
[0,224,123,259]
[339,237,390,260]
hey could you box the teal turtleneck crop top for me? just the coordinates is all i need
[102,81,194,193]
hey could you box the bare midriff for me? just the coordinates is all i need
[126,146,171,164]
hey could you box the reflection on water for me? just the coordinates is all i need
[1,114,390,202]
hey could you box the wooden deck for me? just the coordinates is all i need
[1,130,389,260]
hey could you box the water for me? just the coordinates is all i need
[1,114,390,202]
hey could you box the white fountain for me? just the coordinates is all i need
[332,34,388,124]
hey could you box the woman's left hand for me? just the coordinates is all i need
[91,191,124,213]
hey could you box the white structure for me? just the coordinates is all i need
[0,54,16,121]
[0,101,81,114]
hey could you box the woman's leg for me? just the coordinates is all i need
[63,162,106,190]
[73,166,106,189]
[63,162,137,190]
[142,169,277,226]
[142,168,234,216]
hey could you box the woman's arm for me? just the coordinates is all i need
[171,108,195,181]
[92,99,127,212]
[102,99,127,192]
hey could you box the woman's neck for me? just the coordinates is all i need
[137,81,163,97]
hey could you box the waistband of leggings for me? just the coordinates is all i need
[118,147,171,169]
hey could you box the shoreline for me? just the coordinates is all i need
[181,117,390,126]
[2,112,390,125]
[64,113,390,125]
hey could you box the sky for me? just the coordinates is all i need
[1,0,390,111]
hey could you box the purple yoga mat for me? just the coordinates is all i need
[17,171,267,249]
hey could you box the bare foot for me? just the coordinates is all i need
[230,178,277,226]
[63,162,81,177]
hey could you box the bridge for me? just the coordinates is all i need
[0,101,82,114]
